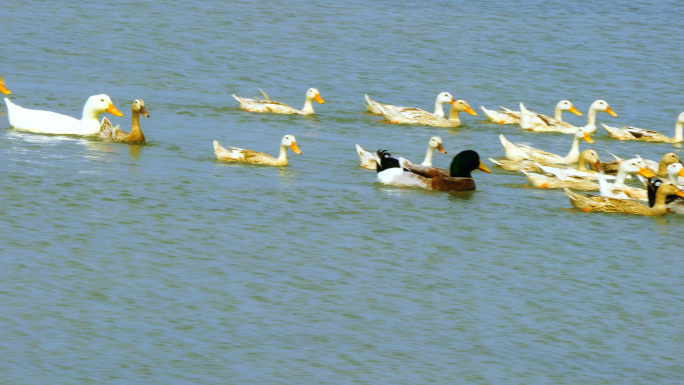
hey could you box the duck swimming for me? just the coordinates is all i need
[213,135,302,166]
[100,99,150,142]
[375,149,490,191]
[232,88,325,115]
[5,94,123,135]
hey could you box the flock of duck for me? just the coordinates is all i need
[2,74,684,216]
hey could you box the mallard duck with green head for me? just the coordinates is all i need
[375,149,490,191]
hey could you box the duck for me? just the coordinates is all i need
[0,77,11,95]
[365,92,455,117]
[446,100,478,127]
[601,112,684,143]
[213,135,301,166]
[481,100,581,126]
[4,94,123,136]
[644,177,684,214]
[601,152,681,176]
[665,162,684,186]
[232,88,325,115]
[100,99,150,142]
[355,136,446,170]
[521,149,604,190]
[567,100,617,135]
[375,149,490,191]
[375,98,476,128]
[519,101,584,132]
[565,180,684,216]
[487,158,541,172]
[499,127,593,164]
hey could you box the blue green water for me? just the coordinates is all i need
[1,1,683,383]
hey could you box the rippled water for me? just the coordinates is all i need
[2,1,683,383]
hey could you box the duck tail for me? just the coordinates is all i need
[213,140,224,152]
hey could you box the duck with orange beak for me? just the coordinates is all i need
[4,94,123,136]
[232,88,325,115]
[213,135,302,166]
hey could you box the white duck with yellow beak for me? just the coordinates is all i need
[4,94,123,136]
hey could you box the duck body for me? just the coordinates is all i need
[519,100,583,133]
[375,149,490,191]
[5,94,123,136]
[233,88,324,115]
[376,98,476,128]
[365,92,455,117]
[601,112,684,143]
[213,135,301,166]
[355,136,446,170]
[480,106,519,124]
[499,127,593,164]
[566,180,684,216]
[101,99,150,142]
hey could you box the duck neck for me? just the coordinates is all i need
[652,192,670,214]
[658,161,670,177]
[613,168,629,186]
[433,100,447,118]
[580,105,600,134]
[422,146,435,166]
[301,98,314,114]
[554,105,563,121]
[673,121,683,142]
[277,145,289,163]
[128,111,145,141]
[448,107,462,125]
[82,106,102,124]
[577,156,589,170]
[564,135,582,162]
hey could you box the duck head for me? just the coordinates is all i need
[306,88,325,104]
[590,100,617,117]
[281,135,302,154]
[437,92,456,105]
[557,100,582,116]
[449,150,491,178]
[575,127,594,143]
[85,94,123,117]
[429,136,447,154]
[450,99,477,116]
[132,99,150,117]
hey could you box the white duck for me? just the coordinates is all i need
[481,100,581,127]
[355,136,447,170]
[499,127,594,164]
[232,88,325,115]
[519,100,583,132]
[213,135,301,166]
[365,92,455,118]
[4,94,123,136]
[601,112,684,143]
[596,157,655,200]
[568,100,617,134]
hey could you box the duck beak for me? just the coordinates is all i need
[605,106,618,117]
[477,161,491,173]
[594,161,602,172]
[638,167,655,178]
[677,190,684,199]
[569,105,582,116]
[448,98,456,105]
[139,105,150,117]
[290,142,302,155]
[0,83,10,95]
[107,103,124,117]
[313,93,325,104]
[678,168,684,178]
[583,132,594,144]
[465,105,477,116]
[437,143,447,154]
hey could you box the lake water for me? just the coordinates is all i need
[2,1,683,383]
